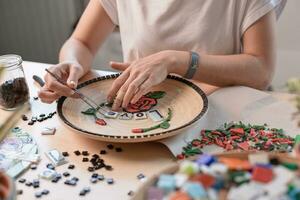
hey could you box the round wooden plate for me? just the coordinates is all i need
[57,74,208,143]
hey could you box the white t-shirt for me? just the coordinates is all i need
[100,0,286,62]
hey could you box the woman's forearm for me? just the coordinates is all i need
[59,0,116,74]
[170,52,274,90]
[59,38,94,74]
[197,54,273,89]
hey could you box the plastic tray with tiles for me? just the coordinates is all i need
[57,74,208,143]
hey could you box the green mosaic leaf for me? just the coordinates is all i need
[145,91,166,99]
[81,108,96,115]
[160,121,170,129]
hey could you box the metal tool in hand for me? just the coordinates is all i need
[44,69,107,116]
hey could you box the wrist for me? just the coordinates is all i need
[163,50,190,75]
[65,59,84,69]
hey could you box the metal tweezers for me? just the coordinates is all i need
[44,69,107,116]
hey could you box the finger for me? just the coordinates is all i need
[110,61,130,71]
[45,77,75,97]
[112,72,138,110]
[38,89,60,104]
[112,89,126,111]
[107,70,130,102]
[131,78,154,104]
[67,66,83,89]
[122,74,148,108]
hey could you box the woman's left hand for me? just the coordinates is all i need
[107,50,189,111]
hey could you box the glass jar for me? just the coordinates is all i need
[0,55,29,110]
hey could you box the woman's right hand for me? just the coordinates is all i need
[38,61,84,104]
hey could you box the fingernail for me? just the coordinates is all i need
[69,80,76,88]
[107,96,112,103]
[130,99,136,104]
[112,103,117,111]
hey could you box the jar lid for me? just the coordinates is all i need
[0,54,22,68]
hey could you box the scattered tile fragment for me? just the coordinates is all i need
[74,150,81,156]
[90,177,98,184]
[45,149,68,166]
[39,169,57,180]
[100,150,107,155]
[82,151,89,156]
[128,190,134,196]
[18,178,26,183]
[35,191,42,198]
[41,127,56,135]
[68,164,75,170]
[79,187,91,196]
[30,164,37,170]
[62,152,69,157]
[107,178,114,184]
[42,189,49,195]
[88,167,95,172]
[64,179,76,186]
[46,163,55,170]
[71,177,79,182]
[63,172,70,177]
[91,173,98,178]
[22,114,28,121]
[17,189,23,195]
[137,173,146,180]
[25,181,32,187]
[32,179,40,188]
[97,175,105,181]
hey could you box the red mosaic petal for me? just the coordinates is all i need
[132,128,143,133]
[96,119,107,126]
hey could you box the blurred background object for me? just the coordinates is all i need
[0,64,30,200]
[0,0,122,72]
[286,78,300,127]
[0,0,298,89]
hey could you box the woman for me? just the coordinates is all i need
[39,0,286,111]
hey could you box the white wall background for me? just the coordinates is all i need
[273,0,300,89]
[0,0,86,64]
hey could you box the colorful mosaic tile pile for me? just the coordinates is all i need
[146,153,300,200]
[178,122,295,159]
